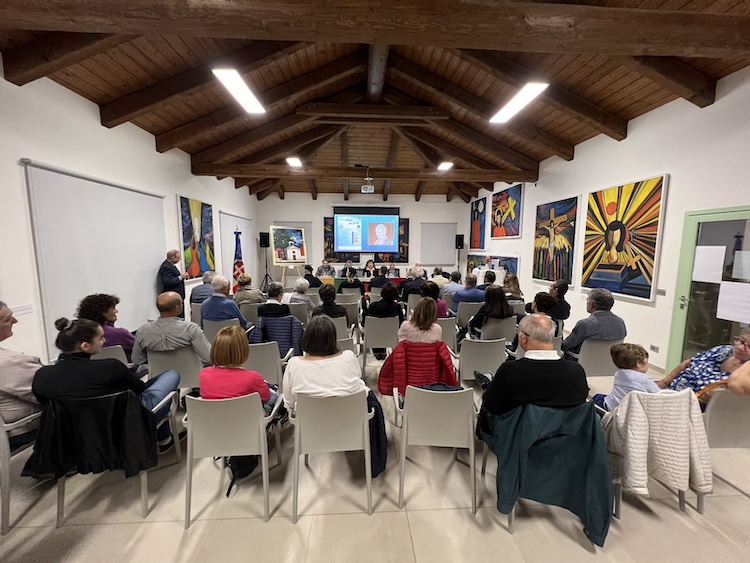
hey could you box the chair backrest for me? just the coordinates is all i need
[147,346,203,389]
[203,318,240,344]
[239,303,261,325]
[244,341,283,385]
[307,287,321,296]
[456,302,483,328]
[363,316,400,349]
[403,386,474,448]
[442,293,453,313]
[341,287,362,297]
[406,293,421,320]
[459,338,506,382]
[578,339,623,376]
[703,389,750,448]
[338,337,356,354]
[294,392,369,454]
[288,302,309,327]
[342,302,359,327]
[480,317,516,342]
[369,287,382,299]
[191,303,202,324]
[93,345,129,366]
[308,293,321,306]
[337,292,360,304]
[185,394,266,458]
[435,317,457,351]
[331,316,351,340]
[511,303,526,316]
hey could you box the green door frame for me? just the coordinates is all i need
[666,204,750,369]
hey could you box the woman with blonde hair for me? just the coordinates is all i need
[397,297,442,344]
[234,273,266,305]
[503,273,524,304]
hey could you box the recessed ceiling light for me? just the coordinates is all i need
[438,161,454,170]
[490,82,549,124]
[211,68,265,114]
[286,157,303,168]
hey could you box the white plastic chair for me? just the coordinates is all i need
[290,392,374,523]
[338,337,356,355]
[92,345,131,367]
[703,388,750,448]
[394,386,477,513]
[184,394,283,527]
[239,303,261,326]
[455,302,483,328]
[1,411,41,535]
[361,316,400,377]
[341,287,362,298]
[244,341,293,386]
[479,317,516,342]
[568,339,623,376]
[203,318,241,344]
[455,338,507,383]
[511,303,526,316]
[435,317,458,352]
[331,315,354,340]
[147,346,203,390]
[191,303,202,324]
[442,293,453,314]
[369,287,382,302]
[287,302,310,327]
[406,294,421,320]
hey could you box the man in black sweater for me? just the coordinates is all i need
[483,314,589,415]
[369,266,389,289]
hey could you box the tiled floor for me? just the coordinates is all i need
[2,357,749,562]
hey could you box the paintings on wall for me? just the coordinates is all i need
[179,196,215,279]
[375,218,410,264]
[491,184,522,239]
[470,197,487,251]
[582,175,667,301]
[270,225,307,266]
[466,254,486,276]
[467,254,518,277]
[532,196,578,284]
[323,217,360,263]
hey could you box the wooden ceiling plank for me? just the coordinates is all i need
[101,41,308,127]
[457,50,628,141]
[453,183,475,200]
[313,117,434,126]
[617,56,717,107]
[400,127,500,170]
[2,32,134,86]
[446,183,470,203]
[340,130,350,200]
[366,44,390,103]
[382,131,400,201]
[5,1,749,57]
[296,102,449,119]
[414,180,426,201]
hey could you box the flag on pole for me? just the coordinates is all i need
[232,229,245,293]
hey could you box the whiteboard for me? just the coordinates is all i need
[25,161,166,360]
[420,222,457,265]
[219,212,256,285]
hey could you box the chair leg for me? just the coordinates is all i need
[697,492,706,514]
[274,426,282,467]
[140,472,148,518]
[678,490,686,512]
[56,476,66,528]
[507,503,516,534]
[398,418,408,509]
[364,444,372,516]
[613,483,622,519]
[184,436,193,529]
[1,444,10,535]
[304,453,309,467]
[469,440,476,515]
[292,432,300,524]
[171,409,182,462]
[481,443,488,475]
[361,347,367,379]
[261,450,270,522]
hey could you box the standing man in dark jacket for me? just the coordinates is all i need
[160,249,189,319]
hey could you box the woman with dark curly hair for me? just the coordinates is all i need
[77,294,135,361]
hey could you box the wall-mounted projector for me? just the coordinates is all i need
[360,184,375,194]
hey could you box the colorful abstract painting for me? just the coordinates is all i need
[466,254,486,276]
[582,175,667,301]
[179,196,215,279]
[270,225,307,266]
[533,196,578,284]
[489,256,519,275]
[323,217,360,263]
[491,184,522,239]
[470,197,486,251]
[375,218,410,264]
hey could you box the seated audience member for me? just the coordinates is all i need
[312,284,347,319]
[442,271,463,297]
[525,279,570,323]
[450,273,485,313]
[315,260,336,278]
[400,269,426,300]
[201,275,247,329]
[33,317,181,449]
[728,351,750,395]
[234,273,266,305]
[257,282,291,318]
[366,281,404,360]
[339,260,357,278]
[77,293,135,362]
[507,292,559,351]
[562,288,626,355]
[420,280,448,318]
[503,273,524,304]
[659,328,750,394]
[592,343,663,412]
[282,278,315,315]
[199,326,279,409]
[369,266,389,289]
[398,298,442,344]
[190,271,216,304]
[468,286,514,339]
[414,262,429,279]
[386,263,400,278]
[477,270,497,291]
[337,271,365,295]
[303,265,323,289]
[0,300,42,448]
[430,267,449,288]
[132,292,212,367]
[482,314,589,415]
[363,260,377,278]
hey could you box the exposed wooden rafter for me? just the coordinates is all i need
[366,44,389,103]
[340,130,350,201]
[414,181,426,201]
[400,127,502,170]
[618,56,717,108]
[382,131,400,201]
[296,103,449,121]
[307,179,318,200]
[447,183,471,203]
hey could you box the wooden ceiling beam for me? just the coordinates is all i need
[248,178,278,195]
[3,1,750,57]
[157,50,366,152]
[340,130,350,201]
[382,131,400,201]
[2,32,134,86]
[366,44,390,103]
[456,49,627,141]
[192,164,535,182]
[296,102,449,120]
[389,55,574,160]
[392,127,442,168]
[617,56,716,108]
[257,179,285,200]
[447,184,471,203]
[227,124,339,166]
[414,181,426,202]
[307,179,318,200]
[400,127,500,170]
[101,41,308,127]
[455,183,479,198]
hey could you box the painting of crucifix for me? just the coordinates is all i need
[533,196,578,284]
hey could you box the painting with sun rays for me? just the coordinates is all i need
[582,175,668,301]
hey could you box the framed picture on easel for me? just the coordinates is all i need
[270,225,307,266]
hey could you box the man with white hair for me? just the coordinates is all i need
[200,274,247,328]
[482,314,589,415]
[562,288,626,355]
[0,300,42,448]
[189,270,216,304]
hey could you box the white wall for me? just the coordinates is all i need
[0,64,257,361]
[477,65,750,370]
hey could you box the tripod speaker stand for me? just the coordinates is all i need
[260,246,274,293]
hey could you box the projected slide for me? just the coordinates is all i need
[335,214,399,253]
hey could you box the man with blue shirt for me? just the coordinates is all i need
[200,275,247,328]
[442,271,464,297]
[189,271,215,304]
[450,274,485,312]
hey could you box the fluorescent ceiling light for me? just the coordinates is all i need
[211,68,265,114]
[489,82,549,124]
[437,161,454,170]
[286,157,303,168]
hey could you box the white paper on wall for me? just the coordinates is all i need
[732,251,750,280]
[716,281,750,323]
[692,246,726,284]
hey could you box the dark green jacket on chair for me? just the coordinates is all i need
[478,402,612,547]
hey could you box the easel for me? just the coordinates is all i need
[280,265,303,289]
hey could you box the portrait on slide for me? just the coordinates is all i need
[470,198,486,251]
[271,225,307,266]
[491,184,522,239]
[179,196,215,279]
[375,218,410,264]
[533,196,578,284]
[582,175,667,301]
[323,217,360,262]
